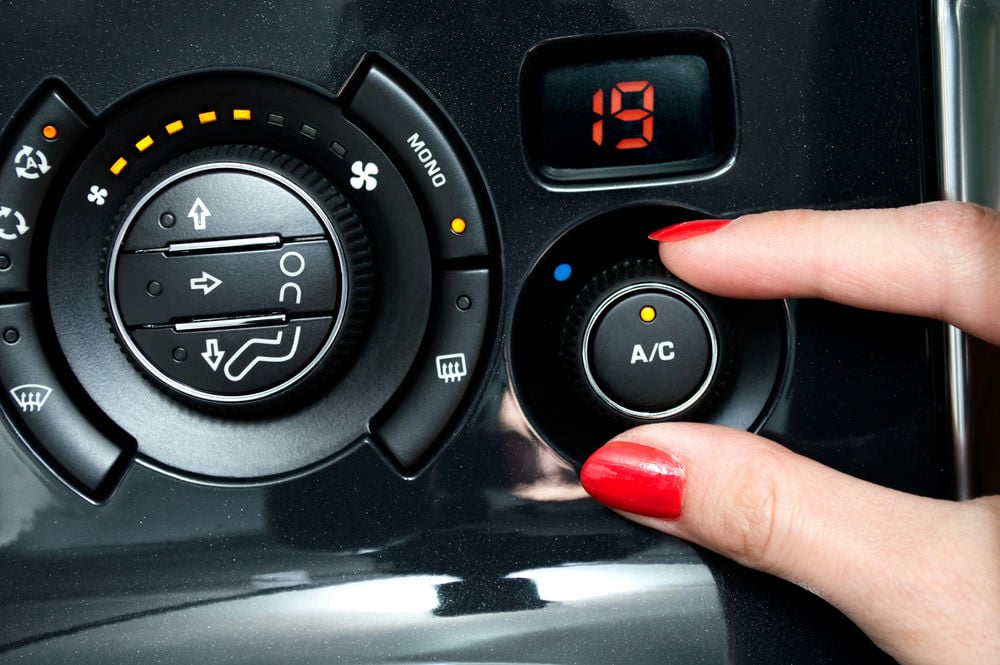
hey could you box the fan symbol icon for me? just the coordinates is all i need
[349,161,379,191]
[87,185,108,206]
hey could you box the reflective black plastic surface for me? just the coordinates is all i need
[0,2,945,663]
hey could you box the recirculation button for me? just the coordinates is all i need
[0,88,93,295]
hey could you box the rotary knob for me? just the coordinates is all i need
[561,258,729,421]
[105,145,374,407]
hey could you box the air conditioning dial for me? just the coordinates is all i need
[561,258,729,421]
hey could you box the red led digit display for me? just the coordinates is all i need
[592,80,654,149]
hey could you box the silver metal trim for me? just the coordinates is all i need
[166,234,282,254]
[173,314,288,332]
[581,282,720,420]
[933,0,983,499]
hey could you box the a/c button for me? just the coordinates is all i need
[585,286,716,418]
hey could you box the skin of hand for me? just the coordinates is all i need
[580,201,1000,665]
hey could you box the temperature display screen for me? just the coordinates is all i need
[522,32,737,184]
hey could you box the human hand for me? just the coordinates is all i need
[580,202,1000,665]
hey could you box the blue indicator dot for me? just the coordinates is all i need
[553,263,572,282]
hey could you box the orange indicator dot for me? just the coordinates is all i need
[165,120,185,135]
[198,111,218,124]
[110,157,128,175]
[450,217,468,235]
[41,124,59,140]
[135,135,154,152]
[233,108,252,121]
[639,306,657,323]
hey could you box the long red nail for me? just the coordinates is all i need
[580,440,685,519]
[649,219,730,242]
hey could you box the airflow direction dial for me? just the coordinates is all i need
[106,145,373,406]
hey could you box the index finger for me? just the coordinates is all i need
[655,201,1000,345]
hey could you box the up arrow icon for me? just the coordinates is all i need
[188,197,211,230]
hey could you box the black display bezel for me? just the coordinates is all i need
[520,30,739,187]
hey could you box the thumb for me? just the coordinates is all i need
[580,423,1000,665]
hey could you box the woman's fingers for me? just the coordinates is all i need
[581,423,1000,665]
[654,201,1000,345]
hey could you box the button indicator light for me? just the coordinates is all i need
[640,306,656,323]
[233,109,252,121]
[553,263,572,282]
[41,124,58,140]
[450,217,467,235]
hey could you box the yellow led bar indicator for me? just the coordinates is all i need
[110,157,128,175]
[165,120,185,135]
[135,135,154,152]
[198,111,218,124]
[233,108,252,121]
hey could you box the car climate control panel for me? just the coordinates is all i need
[0,56,496,495]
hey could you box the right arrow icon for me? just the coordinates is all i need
[189,271,223,295]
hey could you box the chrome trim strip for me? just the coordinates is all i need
[933,0,975,498]
[174,314,287,332]
[167,235,282,254]
[946,326,972,498]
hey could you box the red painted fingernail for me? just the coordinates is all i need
[580,440,685,519]
[648,219,730,242]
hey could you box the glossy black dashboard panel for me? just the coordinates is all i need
[1,2,944,663]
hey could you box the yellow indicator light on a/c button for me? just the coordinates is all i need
[640,306,657,323]
[450,217,467,235]
[41,124,59,140]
